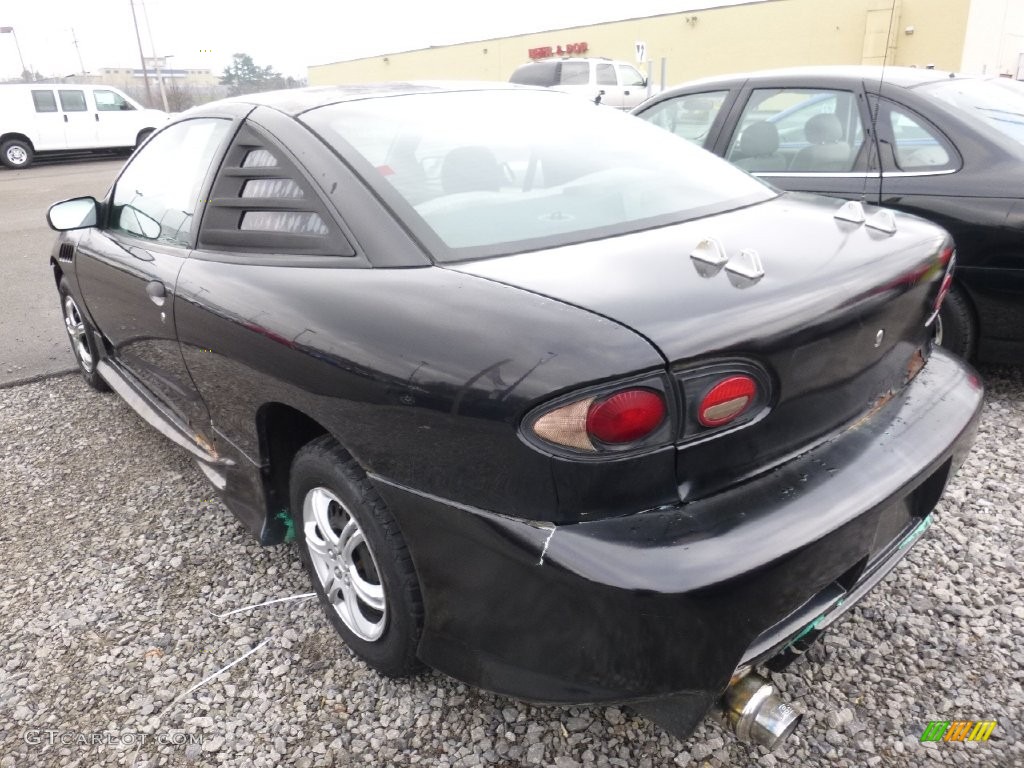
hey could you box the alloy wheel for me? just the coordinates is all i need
[63,294,95,372]
[302,486,387,641]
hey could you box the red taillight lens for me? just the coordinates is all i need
[586,388,666,444]
[698,375,757,427]
[933,248,955,314]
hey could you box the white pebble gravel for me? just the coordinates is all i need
[0,366,1021,766]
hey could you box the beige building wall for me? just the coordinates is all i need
[309,0,974,87]
[960,0,1024,75]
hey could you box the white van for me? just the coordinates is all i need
[509,58,652,109]
[0,84,168,169]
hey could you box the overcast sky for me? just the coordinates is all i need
[0,0,758,80]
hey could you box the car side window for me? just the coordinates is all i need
[198,125,354,257]
[109,118,232,247]
[32,90,57,112]
[727,88,866,173]
[638,91,730,147]
[94,89,135,112]
[560,62,589,85]
[596,63,616,87]
[883,103,956,172]
[616,64,646,87]
[58,90,88,112]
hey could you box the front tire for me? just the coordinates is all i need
[934,284,975,360]
[58,277,108,391]
[290,436,423,677]
[1,139,33,169]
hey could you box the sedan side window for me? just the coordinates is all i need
[637,91,729,147]
[884,104,956,172]
[109,119,232,246]
[596,63,616,87]
[727,89,866,173]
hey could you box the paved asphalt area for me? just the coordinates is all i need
[0,365,1021,768]
[0,158,124,387]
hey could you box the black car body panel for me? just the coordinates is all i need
[46,83,983,743]
[634,66,1024,363]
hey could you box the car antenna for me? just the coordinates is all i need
[865,0,899,203]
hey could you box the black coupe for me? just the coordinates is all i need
[47,83,982,748]
[634,66,1024,364]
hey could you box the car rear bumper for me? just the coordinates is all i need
[373,348,982,719]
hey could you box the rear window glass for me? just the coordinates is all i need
[509,62,557,86]
[302,90,774,261]
[919,78,1024,146]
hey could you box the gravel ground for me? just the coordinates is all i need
[0,366,1021,768]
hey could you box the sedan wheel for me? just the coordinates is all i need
[303,486,387,641]
[59,277,108,391]
[290,435,423,676]
[933,285,976,360]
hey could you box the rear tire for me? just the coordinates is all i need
[1,139,33,169]
[290,435,423,677]
[934,284,975,360]
[58,277,109,391]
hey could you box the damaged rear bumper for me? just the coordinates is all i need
[373,349,982,737]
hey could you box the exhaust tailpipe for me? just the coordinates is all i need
[716,673,801,749]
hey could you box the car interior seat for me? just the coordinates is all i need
[733,121,788,172]
[789,113,852,172]
[441,146,504,194]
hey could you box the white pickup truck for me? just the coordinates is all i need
[0,84,168,169]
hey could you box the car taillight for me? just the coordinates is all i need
[677,360,773,443]
[530,383,670,453]
[587,389,666,443]
[697,375,757,427]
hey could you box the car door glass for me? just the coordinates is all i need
[94,89,135,112]
[596,63,616,86]
[110,118,231,246]
[560,62,589,85]
[32,90,57,112]
[885,105,955,171]
[638,91,729,146]
[58,90,88,112]
[727,89,865,173]
[616,64,645,87]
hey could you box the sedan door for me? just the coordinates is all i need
[74,117,234,435]
[711,81,882,201]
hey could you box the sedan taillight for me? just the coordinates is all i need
[528,381,671,454]
[929,246,956,323]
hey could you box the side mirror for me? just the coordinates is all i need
[119,204,162,240]
[47,196,99,231]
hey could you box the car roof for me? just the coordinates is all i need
[662,65,968,93]
[192,81,534,117]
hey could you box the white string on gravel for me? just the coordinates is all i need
[213,592,316,619]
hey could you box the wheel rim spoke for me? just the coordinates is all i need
[301,485,387,641]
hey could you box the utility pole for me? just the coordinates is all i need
[0,26,28,79]
[140,0,169,112]
[129,0,154,106]
[71,28,85,75]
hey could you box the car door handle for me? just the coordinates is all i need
[146,281,167,306]
[95,113,99,122]
[63,114,68,123]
